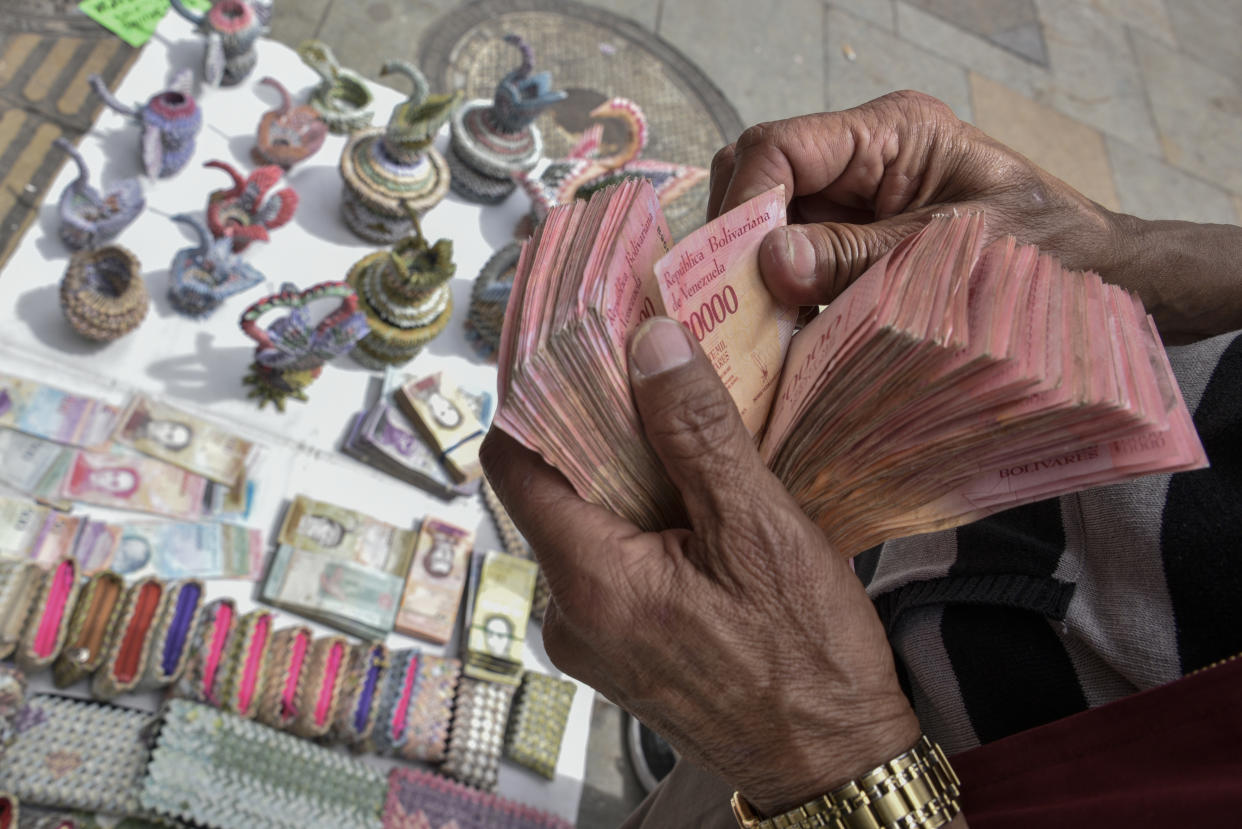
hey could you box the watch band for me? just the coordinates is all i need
[731,735,961,829]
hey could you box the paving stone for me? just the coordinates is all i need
[825,6,971,119]
[1166,0,1242,81]
[269,0,334,47]
[313,0,461,83]
[575,0,661,30]
[895,1,1045,100]
[827,0,895,31]
[1106,136,1236,225]
[1090,0,1176,47]
[1131,29,1242,196]
[903,0,1047,65]
[659,0,824,125]
[970,71,1119,211]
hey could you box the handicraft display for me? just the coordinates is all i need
[239,281,370,411]
[140,699,388,829]
[217,608,272,719]
[14,557,80,674]
[170,0,271,87]
[289,634,348,739]
[167,213,265,318]
[51,570,124,687]
[516,96,707,222]
[171,597,237,706]
[138,578,204,689]
[89,70,202,179]
[339,60,461,244]
[60,245,148,342]
[255,624,312,730]
[440,676,515,792]
[52,138,144,251]
[395,653,459,764]
[204,160,298,253]
[0,694,153,815]
[465,240,520,360]
[448,34,566,204]
[346,219,456,368]
[330,640,389,747]
[92,576,163,699]
[504,670,576,779]
[252,76,328,168]
[298,40,374,134]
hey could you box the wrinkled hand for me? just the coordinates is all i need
[482,317,920,816]
[711,90,1242,342]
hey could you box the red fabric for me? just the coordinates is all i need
[955,656,1242,826]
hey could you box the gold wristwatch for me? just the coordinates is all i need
[730,735,961,829]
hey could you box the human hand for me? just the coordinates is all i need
[710,90,1242,342]
[481,316,921,816]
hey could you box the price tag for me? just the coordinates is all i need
[79,0,213,49]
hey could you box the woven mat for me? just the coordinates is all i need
[419,0,743,239]
[0,0,139,270]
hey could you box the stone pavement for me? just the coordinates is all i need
[266,0,1242,826]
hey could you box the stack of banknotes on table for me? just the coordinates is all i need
[461,549,538,686]
[496,180,1208,554]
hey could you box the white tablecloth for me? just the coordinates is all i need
[0,12,593,823]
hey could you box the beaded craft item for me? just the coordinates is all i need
[465,240,520,360]
[171,597,237,706]
[504,671,576,779]
[60,245,148,342]
[170,0,271,87]
[217,609,272,719]
[0,694,153,815]
[252,76,328,168]
[255,624,311,731]
[14,557,80,674]
[298,40,374,134]
[51,570,124,688]
[139,578,204,689]
[204,160,298,253]
[395,653,460,764]
[339,61,461,244]
[240,281,370,411]
[330,641,389,747]
[440,676,515,792]
[91,576,162,699]
[89,70,202,179]
[0,663,26,750]
[168,213,265,318]
[0,560,42,661]
[52,138,144,251]
[140,699,388,829]
[516,97,708,221]
[0,793,15,829]
[448,34,566,204]
[383,767,574,829]
[289,635,348,739]
[347,218,455,368]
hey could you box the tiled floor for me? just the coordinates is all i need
[264,1,1242,826]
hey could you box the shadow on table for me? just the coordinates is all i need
[14,283,112,356]
[286,164,373,250]
[145,330,255,404]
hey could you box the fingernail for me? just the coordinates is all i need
[630,317,694,377]
[782,227,817,284]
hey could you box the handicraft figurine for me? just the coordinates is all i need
[167,214,265,318]
[170,0,271,87]
[240,282,370,410]
[60,245,148,342]
[516,96,708,220]
[204,160,298,253]
[89,70,202,179]
[252,76,328,168]
[298,40,374,134]
[52,138,144,251]
[448,34,566,204]
[465,241,520,361]
[339,61,461,244]
[346,217,456,368]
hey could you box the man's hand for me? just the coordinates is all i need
[711,90,1242,343]
[482,316,920,816]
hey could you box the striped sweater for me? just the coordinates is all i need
[855,328,1242,756]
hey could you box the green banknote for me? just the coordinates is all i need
[278,495,416,578]
[464,550,537,686]
[262,544,404,639]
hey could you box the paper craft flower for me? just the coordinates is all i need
[240,282,369,410]
[252,76,328,169]
[89,70,202,179]
[170,0,271,87]
[52,137,145,250]
[167,213,265,318]
[298,40,375,134]
[204,159,298,253]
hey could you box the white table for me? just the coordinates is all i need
[0,12,593,824]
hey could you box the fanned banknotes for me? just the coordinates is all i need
[0,373,120,448]
[115,395,256,486]
[110,520,263,580]
[496,181,1208,554]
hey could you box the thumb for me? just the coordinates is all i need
[627,316,785,532]
[759,213,933,306]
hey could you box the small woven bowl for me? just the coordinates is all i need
[60,245,148,342]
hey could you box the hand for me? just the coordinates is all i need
[710,90,1242,343]
[482,316,921,816]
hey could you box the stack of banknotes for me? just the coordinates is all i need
[460,550,538,686]
[495,180,1207,554]
[260,495,417,640]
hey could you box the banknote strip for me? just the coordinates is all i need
[464,550,538,686]
[278,494,417,578]
[260,544,404,640]
[0,373,121,449]
[0,430,76,504]
[394,517,474,644]
[115,395,257,486]
[110,520,263,580]
[0,495,83,567]
[59,449,208,521]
